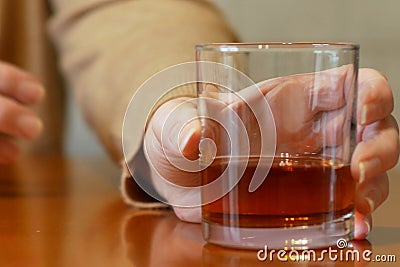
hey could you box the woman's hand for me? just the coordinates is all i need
[0,62,44,163]
[351,69,399,239]
[144,68,399,240]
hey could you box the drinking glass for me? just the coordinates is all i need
[196,42,359,249]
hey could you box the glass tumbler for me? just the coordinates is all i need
[196,43,359,249]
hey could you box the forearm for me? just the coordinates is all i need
[49,0,237,163]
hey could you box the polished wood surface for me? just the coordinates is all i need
[0,155,398,267]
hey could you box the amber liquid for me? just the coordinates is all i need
[202,157,355,228]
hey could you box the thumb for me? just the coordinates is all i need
[150,97,200,160]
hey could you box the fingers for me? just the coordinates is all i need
[0,62,45,105]
[310,65,351,112]
[354,211,372,240]
[318,107,346,147]
[353,173,387,241]
[0,62,44,164]
[358,68,393,125]
[351,117,395,216]
[355,172,389,216]
[260,65,351,112]
[352,68,397,239]
[351,115,399,184]
[0,96,43,140]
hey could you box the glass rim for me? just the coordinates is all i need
[196,42,359,52]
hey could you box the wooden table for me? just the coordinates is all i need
[0,155,398,267]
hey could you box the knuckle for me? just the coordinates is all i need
[359,68,393,104]
[0,62,41,100]
[359,68,388,82]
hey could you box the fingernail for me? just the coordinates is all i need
[361,104,368,125]
[179,126,197,152]
[364,197,375,213]
[18,115,43,139]
[364,218,371,234]
[362,188,381,214]
[36,85,45,101]
[355,216,371,240]
[358,158,381,184]
[359,162,365,184]
[18,82,45,103]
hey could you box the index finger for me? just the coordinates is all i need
[358,68,393,125]
[236,65,353,114]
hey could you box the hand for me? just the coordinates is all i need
[144,68,399,241]
[0,62,44,163]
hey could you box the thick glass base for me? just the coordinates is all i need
[203,213,354,250]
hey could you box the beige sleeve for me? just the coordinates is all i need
[48,0,237,207]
